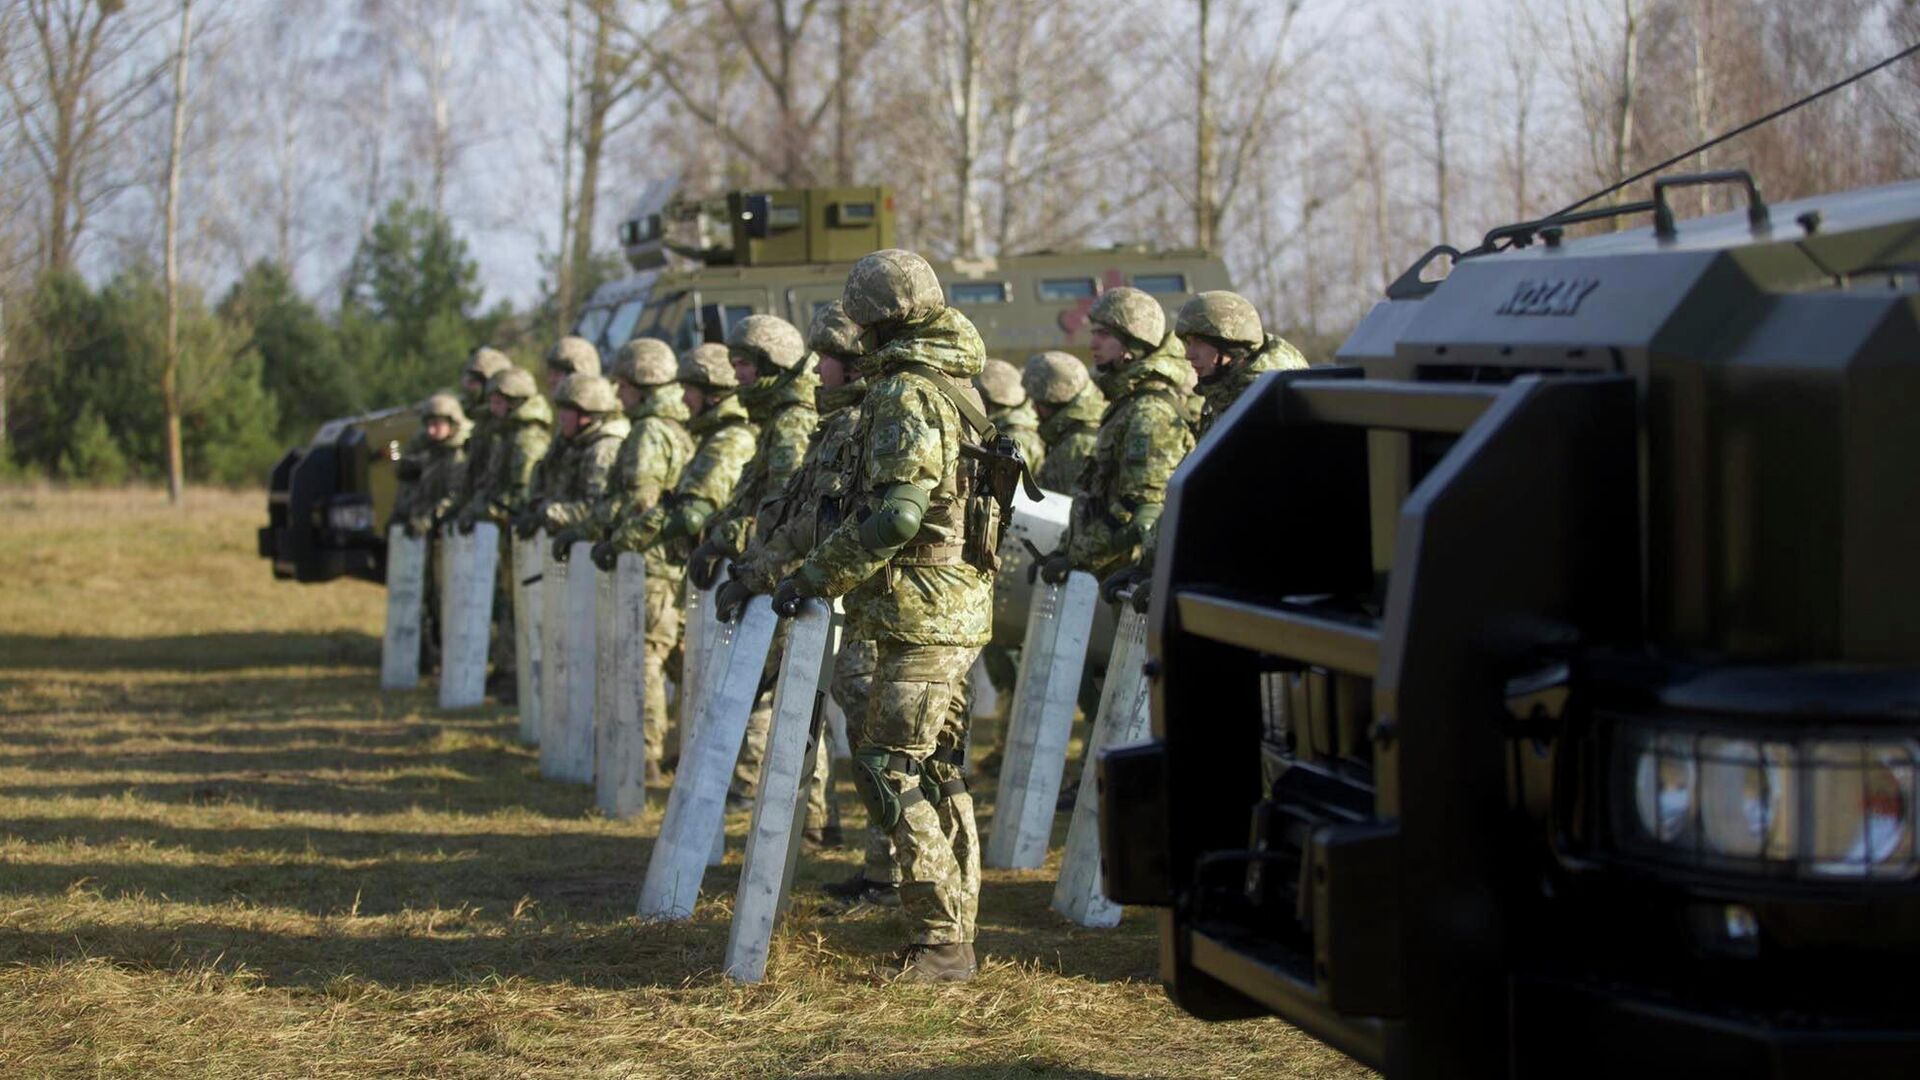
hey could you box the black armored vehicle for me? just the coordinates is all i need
[1103,172,1920,1077]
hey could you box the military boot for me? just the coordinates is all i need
[899,942,976,983]
[644,759,664,786]
[822,871,901,908]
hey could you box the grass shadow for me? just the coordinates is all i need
[0,631,382,672]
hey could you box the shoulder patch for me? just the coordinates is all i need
[1124,431,1152,462]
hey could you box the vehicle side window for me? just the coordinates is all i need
[1132,273,1187,295]
[1038,278,1096,301]
[574,307,613,345]
[603,299,646,352]
[949,281,1010,305]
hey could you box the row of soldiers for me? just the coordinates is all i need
[390,253,1301,981]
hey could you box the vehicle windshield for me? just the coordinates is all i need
[635,291,691,351]
[603,297,647,353]
[574,306,613,349]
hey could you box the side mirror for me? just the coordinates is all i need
[699,303,727,344]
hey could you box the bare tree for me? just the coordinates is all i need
[2,0,167,273]
[1396,8,1461,242]
[1186,0,1305,251]
[162,0,192,504]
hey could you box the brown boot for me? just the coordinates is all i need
[644,759,663,786]
[899,942,976,983]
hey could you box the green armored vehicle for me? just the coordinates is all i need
[260,184,1230,584]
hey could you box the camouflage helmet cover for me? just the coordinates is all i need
[976,358,1026,408]
[727,313,807,371]
[1023,350,1090,405]
[842,248,945,326]
[420,391,468,424]
[807,299,865,359]
[1087,286,1166,350]
[464,346,512,382]
[678,343,739,390]
[487,366,538,400]
[611,337,678,387]
[554,372,621,415]
[1176,290,1264,349]
[545,335,602,376]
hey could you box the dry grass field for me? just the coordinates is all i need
[0,487,1368,1079]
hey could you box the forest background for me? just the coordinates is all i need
[2,0,1915,488]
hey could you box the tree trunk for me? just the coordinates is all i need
[1194,0,1216,252]
[556,0,577,335]
[834,0,852,184]
[163,0,194,505]
[568,0,611,322]
[1612,0,1639,206]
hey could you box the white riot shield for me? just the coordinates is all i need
[511,534,544,745]
[725,600,832,982]
[596,552,649,819]
[638,597,779,922]
[538,536,570,780]
[380,526,427,690]
[1052,603,1152,927]
[678,581,713,762]
[967,656,999,720]
[561,540,599,783]
[823,603,850,760]
[438,523,498,710]
[985,569,1099,870]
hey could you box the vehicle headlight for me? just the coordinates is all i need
[327,500,376,534]
[1617,726,1917,880]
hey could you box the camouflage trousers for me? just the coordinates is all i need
[859,642,981,946]
[642,575,683,767]
[830,639,897,885]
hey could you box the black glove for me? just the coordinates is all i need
[771,575,809,618]
[451,508,477,534]
[1100,565,1145,605]
[1130,577,1153,615]
[1037,550,1074,586]
[715,577,756,624]
[687,539,727,590]
[551,527,582,562]
[512,510,540,540]
[590,540,620,572]
[404,514,434,539]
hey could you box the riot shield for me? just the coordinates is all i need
[538,536,570,780]
[560,539,599,783]
[596,552,649,819]
[985,569,1098,869]
[380,525,426,690]
[1052,602,1151,927]
[511,534,544,745]
[438,523,498,710]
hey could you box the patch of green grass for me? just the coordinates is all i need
[0,487,1370,1078]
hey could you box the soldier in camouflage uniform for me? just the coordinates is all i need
[714,303,878,863]
[597,345,759,768]
[443,347,517,695]
[453,368,553,531]
[690,315,820,804]
[773,249,995,982]
[1177,290,1307,438]
[393,392,473,537]
[516,373,629,538]
[1035,287,1195,587]
[1023,351,1105,494]
[977,358,1045,478]
[551,338,695,783]
[544,334,601,394]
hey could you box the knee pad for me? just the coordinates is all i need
[852,749,903,832]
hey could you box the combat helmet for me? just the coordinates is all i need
[554,372,621,415]
[1176,291,1264,350]
[488,367,537,400]
[545,335,602,377]
[1023,351,1090,406]
[464,346,512,383]
[843,249,945,327]
[1088,286,1166,353]
[611,338,678,387]
[977,358,1027,408]
[807,300,865,360]
[420,391,468,424]
[679,343,739,391]
[727,314,807,373]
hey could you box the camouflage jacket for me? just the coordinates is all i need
[734,382,865,595]
[1197,334,1307,438]
[590,386,695,576]
[392,420,471,531]
[468,395,553,525]
[709,363,821,556]
[1066,333,1195,578]
[1035,382,1105,494]
[540,415,631,531]
[610,394,756,571]
[799,307,993,647]
[989,399,1047,482]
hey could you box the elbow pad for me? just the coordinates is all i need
[668,498,715,540]
[857,483,930,554]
